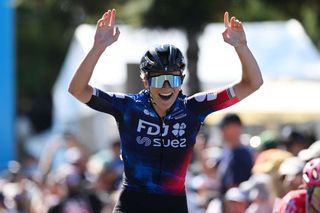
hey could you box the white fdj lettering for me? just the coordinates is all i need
[137,119,169,136]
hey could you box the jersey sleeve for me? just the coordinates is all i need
[86,87,126,120]
[187,86,239,122]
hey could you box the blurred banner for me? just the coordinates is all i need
[0,0,16,170]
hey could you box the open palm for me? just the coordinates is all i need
[94,9,120,51]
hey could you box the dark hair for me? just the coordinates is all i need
[219,113,242,128]
[139,44,185,79]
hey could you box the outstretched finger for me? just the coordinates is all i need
[109,9,116,27]
[101,10,111,27]
[224,11,230,28]
[102,10,111,19]
[97,19,104,27]
[230,16,237,28]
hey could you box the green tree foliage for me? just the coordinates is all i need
[17,0,77,130]
[258,0,320,48]
[16,0,109,131]
[16,0,126,131]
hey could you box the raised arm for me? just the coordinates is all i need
[68,9,120,103]
[222,12,263,100]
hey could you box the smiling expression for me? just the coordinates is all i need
[144,71,183,117]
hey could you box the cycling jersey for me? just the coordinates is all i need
[86,87,238,195]
[277,187,320,213]
[277,189,307,213]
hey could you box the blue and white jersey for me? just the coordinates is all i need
[86,87,238,195]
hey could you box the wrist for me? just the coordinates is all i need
[90,45,106,56]
[234,39,247,48]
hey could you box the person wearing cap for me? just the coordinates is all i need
[68,8,263,213]
[278,157,305,195]
[216,113,253,198]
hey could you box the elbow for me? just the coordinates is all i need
[255,77,264,90]
[250,70,264,91]
[68,83,82,100]
[251,79,263,92]
[68,84,77,97]
[245,77,263,94]
[68,83,91,103]
[258,75,264,88]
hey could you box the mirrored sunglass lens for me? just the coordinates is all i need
[170,76,182,87]
[150,75,182,88]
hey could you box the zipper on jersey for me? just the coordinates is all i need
[157,117,165,184]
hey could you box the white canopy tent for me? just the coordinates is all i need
[198,19,320,83]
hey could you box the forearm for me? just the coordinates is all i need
[233,43,263,100]
[68,47,104,103]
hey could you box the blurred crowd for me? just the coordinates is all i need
[2,113,320,213]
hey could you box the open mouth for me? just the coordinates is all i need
[159,92,173,101]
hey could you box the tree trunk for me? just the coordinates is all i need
[186,31,201,95]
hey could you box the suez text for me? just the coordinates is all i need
[136,119,187,148]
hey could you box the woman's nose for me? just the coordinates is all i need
[162,80,171,88]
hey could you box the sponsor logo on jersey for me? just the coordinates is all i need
[136,119,187,148]
[137,119,169,136]
[172,123,186,137]
[193,92,217,102]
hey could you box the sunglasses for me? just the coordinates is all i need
[148,75,183,88]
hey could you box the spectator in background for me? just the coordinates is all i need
[257,130,279,152]
[187,135,222,212]
[65,146,89,176]
[38,131,89,176]
[87,148,121,191]
[216,113,253,198]
[252,148,292,199]
[278,157,305,195]
[281,127,309,156]
[224,187,248,213]
[240,173,274,213]
[206,187,248,213]
[86,148,122,211]
[110,140,124,186]
[47,165,103,213]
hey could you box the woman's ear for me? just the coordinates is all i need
[142,79,149,89]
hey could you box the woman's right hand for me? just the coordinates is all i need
[94,9,120,52]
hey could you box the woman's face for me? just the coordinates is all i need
[144,71,182,117]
